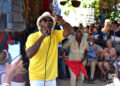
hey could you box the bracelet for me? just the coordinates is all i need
[2,83,10,86]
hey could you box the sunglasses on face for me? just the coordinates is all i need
[40,18,53,24]
[60,0,81,7]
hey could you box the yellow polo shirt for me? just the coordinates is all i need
[26,30,64,81]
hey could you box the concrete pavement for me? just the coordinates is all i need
[57,79,107,86]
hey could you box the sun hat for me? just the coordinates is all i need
[36,12,56,30]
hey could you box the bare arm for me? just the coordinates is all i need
[61,48,66,59]
[113,40,120,44]
[93,44,100,57]
[95,49,100,57]
[109,48,116,59]
[84,50,88,59]
[99,47,104,59]
[62,20,74,38]
[26,34,46,59]
[55,15,74,38]
[61,40,71,59]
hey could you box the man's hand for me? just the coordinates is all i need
[62,48,66,59]
[40,23,49,37]
[41,28,48,38]
[54,12,63,23]
[59,56,62,59]
[54,11,73,38]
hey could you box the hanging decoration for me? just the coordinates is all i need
[22,0,29,20]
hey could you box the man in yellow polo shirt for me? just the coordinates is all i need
[25,12,73,86]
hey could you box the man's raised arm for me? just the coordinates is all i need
[55,15,74,38]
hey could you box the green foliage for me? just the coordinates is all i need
[90,0,100,17]
[89,0,114,17]
[61,0,115,18]
[110,10,120,21]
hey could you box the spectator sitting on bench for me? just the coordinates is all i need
[85,36,103,84]
[98,39,116,81]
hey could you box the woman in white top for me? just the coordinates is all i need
[102,39,116,75]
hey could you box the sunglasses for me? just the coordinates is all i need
[60,0,81,7]
[40,18,53,24]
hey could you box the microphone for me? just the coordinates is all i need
[46,30,51,37]
[46,30,49,36]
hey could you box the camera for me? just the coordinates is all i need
[89,42,94,46]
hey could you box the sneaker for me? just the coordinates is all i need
[99,74,106,82]
[84,79,89,83]
[62,74,69,80]
[101,74,107,82]
[88,79,95,84]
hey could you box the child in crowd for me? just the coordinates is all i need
[0,50,9,86]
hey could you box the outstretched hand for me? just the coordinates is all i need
[53,11,74,38]
[4,55,23,84]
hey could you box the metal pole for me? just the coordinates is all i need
[113,0,119,78]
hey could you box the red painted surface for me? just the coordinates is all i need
[42,0,51,13]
